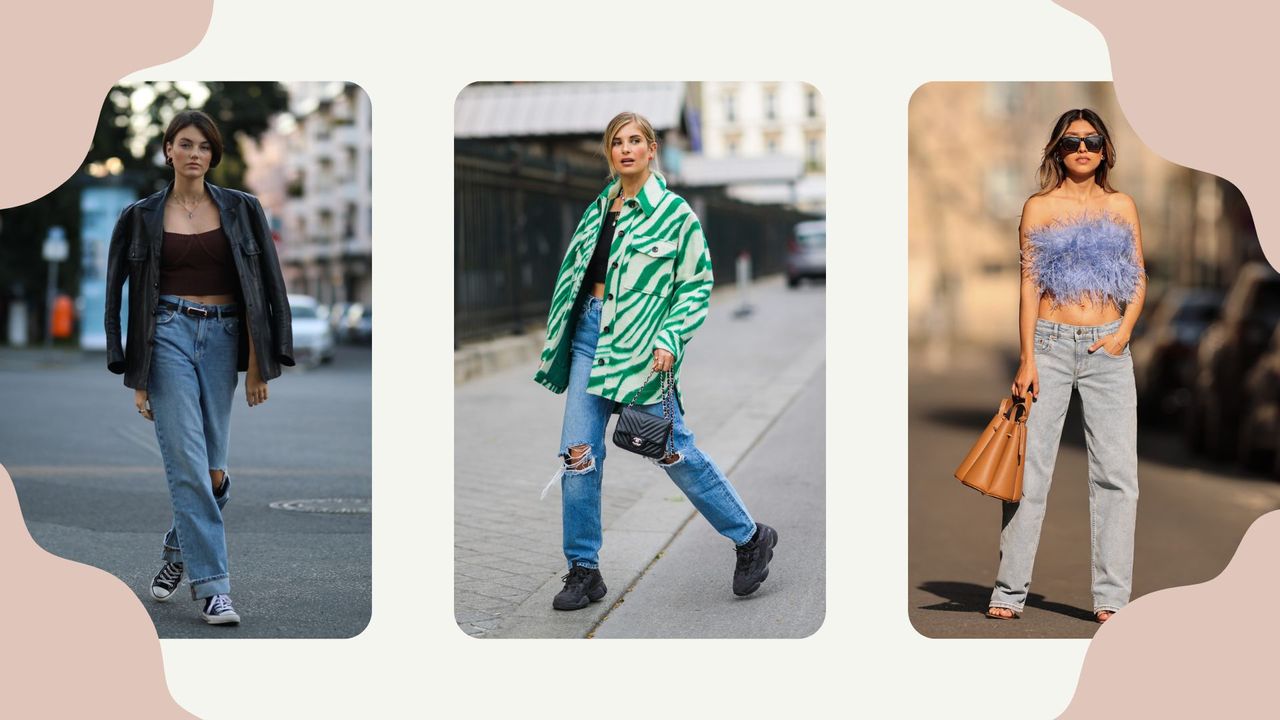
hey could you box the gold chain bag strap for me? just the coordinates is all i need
[612,369,675,459]
[953,395,1031,502]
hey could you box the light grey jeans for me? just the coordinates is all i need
[990,318,1139,615]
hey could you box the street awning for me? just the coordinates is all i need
[455,82,685,139]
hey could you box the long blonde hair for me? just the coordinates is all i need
[601,111,658,179]
[1035,108,1117,195]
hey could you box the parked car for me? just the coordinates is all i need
[1185,262,1280,458]
[1239,325,1280,475]
[346,304,372,344]
[288,294,336,367]
[328,301,356,341]
[1132,287,1223,419]
[786,219,826,288]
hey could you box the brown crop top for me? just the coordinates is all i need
[159,228,239,296]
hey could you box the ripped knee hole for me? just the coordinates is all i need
[564,445,594,472]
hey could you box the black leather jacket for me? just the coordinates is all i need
[105,182,294,389]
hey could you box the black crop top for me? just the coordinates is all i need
[159,228,239,296]
[584,211,619,286]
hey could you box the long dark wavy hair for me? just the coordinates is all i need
[1035,108,1116,195]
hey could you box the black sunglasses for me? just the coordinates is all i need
[1059,134,1105,154]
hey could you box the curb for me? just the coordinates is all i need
[488,332,825,638]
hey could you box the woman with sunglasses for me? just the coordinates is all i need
[533,111,777,611]
[987,108,1147,624]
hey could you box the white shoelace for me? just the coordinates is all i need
[156,563,182,586]
[206,594,234,615]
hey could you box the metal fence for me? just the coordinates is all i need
[455,144,817,344]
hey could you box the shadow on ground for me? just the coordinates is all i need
[916,580,1096,622]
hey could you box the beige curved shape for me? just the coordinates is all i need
[0,1,214,209]
[1060,509,1280,716]
[0,465,195,717]
[1056,0,1280,269]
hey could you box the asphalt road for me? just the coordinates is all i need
[593,365,826,638]
[0,345,371,639]
[909,347,1280,638]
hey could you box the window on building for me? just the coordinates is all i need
[806,89,819,119]
[725,92,737,123]
[764,131,781,155]
[805,132,824,171]
[984,84,1020,117]
[724,130,742,156]
[765,88,777,121]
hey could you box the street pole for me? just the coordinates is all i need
[43,226,68,348]
[733,251,753,318]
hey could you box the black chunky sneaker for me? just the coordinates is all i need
[733,524,779,596]
[552,566,607,611]
[201,594,241,625]
[149,561,184,602]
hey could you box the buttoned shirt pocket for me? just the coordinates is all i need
[622,238,678,298]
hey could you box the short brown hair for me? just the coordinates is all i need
[163,110,224,169]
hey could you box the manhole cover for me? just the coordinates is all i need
[269,498,371,514]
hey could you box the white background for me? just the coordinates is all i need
[140,1,1112,717]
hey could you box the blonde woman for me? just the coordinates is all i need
[534,112,777,610]
[988,108,1146,624]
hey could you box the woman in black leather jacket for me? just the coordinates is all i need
[105,110,293,625]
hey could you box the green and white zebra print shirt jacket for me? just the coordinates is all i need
[533,170,713,406]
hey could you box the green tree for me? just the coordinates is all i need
[0,82,290,342]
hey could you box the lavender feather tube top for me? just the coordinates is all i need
[1023,214,1144,308]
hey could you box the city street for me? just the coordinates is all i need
[0,346,371,639]
[455,278,825,638]
[909,347,1280,638]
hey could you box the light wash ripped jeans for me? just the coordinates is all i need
[148,295,239,600]
[990,318,1139,615]
[555,295,756,570]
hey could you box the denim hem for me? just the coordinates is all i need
[161,546,183,563]
[732,521,759,548]
[1093,604,1123,615]
[189,573,231,600]
[987,600,1024,612]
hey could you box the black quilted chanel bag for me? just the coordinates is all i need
[612,370,675,459]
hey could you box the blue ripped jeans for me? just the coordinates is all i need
[558,295,756,569]
[148,296,239,600]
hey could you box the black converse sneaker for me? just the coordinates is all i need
[733,524,779,596]
[201,594,241,625]
[149,561,184,602]
[552,566,607,611]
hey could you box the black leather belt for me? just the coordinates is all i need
[158,301,239,318]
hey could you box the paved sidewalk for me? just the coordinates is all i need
[454,278,825,637]
[593,367,826,638]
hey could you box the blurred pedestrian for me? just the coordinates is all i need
[989,108,1147,623]
[534,111,777,611]
[105,110,294,625]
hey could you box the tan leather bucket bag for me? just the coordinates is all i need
[954,396,1030,503]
